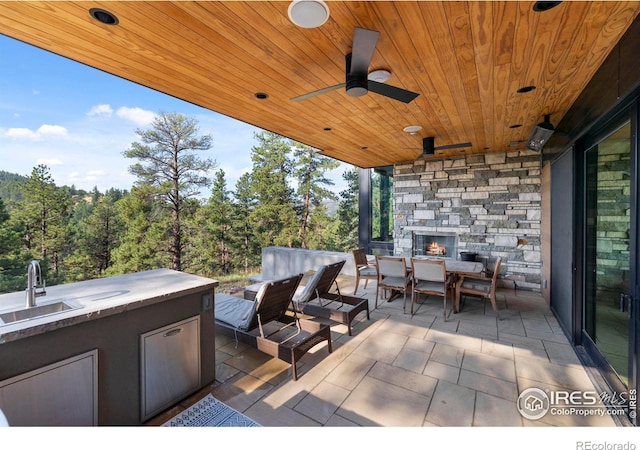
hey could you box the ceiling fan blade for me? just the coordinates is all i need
[368,80,419,104]
[350,27,379,76]
[434,142,472,150]
[291,83,345,102]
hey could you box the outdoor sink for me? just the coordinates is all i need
[0,300,81,325]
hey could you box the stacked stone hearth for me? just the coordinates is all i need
[394,150,542,290]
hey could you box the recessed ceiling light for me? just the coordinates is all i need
[403,125,422,134]
[509,124,523,129]
[368,70,391,83]
[361,146,368,150]
[89,8,119,25]
[533,1,562,12]
[517,85,537,93]
[254,92,269,100]
[323,127,332,131]
[288,0,330,28]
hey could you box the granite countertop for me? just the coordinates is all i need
[0,269,218,344]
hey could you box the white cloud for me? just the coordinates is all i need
[116,106,156,126]
[37,124,67,137]
[4,127,38,140]
[3,124,68,140]
[87,104,113,118]
[36,158,63,166]
[87,170,106,176]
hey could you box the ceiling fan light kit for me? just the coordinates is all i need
[368,69,391,83]
[288,0,330,28]
[403,125,422,134]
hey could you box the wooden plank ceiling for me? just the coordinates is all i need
[1,1,638,168]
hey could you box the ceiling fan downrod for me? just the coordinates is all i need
[345,53,367,97]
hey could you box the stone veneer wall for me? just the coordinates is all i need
[394,150,542,290]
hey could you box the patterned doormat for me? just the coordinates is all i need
[162,394,260,427]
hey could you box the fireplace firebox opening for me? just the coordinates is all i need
[413,232,457,258]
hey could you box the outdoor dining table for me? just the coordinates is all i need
[397,257,485,313]
[404,256,484,276]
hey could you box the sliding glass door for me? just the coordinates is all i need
[582,112,638,420]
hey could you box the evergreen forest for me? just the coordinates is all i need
[0,113,362,294]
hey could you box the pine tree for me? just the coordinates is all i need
[231,172,260,273]
[65,193,123,280]
[190,170,234,276]
[248,131,298,248]
[335,167,360,251]
[107,185,170,274]
[292,144,340,248]
[16,164,71,282]
[0,198,32,293]
[124,112,216,271]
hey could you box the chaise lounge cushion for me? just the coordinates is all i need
[292,266,326,305]
[215,295,255,330]
[215,283,268,331]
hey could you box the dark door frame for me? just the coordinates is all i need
[574,98,639,422]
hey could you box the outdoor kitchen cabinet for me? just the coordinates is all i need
[140,315,201,422]
[0,350,98,426]
[0,269,217,425]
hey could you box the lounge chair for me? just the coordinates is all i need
[291,260,370,336]
[215,274,332,381]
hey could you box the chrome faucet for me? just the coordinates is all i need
[26,260,46,308]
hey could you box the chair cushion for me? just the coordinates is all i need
[358,266,377,277]
[215,294,256,331]
[380,276,410,288]
[414,281,446,294]
[461,278,492,293]
[292,266,325,304]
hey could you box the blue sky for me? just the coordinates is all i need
[0,35,349,196]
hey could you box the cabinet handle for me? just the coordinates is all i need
[163,328,182,337]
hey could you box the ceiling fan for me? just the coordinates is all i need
[292,27,419,104]
[414,137,472,159]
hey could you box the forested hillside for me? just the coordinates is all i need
[0,113,360,294]
[0,170,27,202]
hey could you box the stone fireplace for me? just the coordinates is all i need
[413,232,457,257]
[393,150,543,290]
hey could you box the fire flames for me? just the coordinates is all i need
[426,241,446,256]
